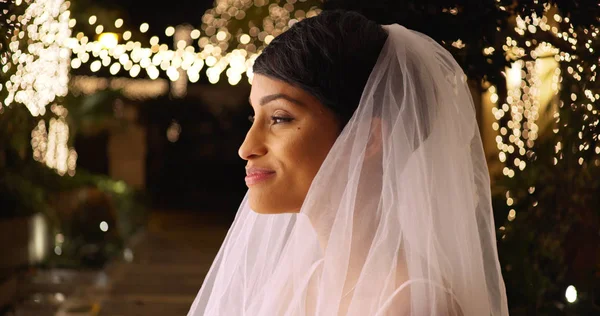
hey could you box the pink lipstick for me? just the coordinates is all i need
[245,167,276,186]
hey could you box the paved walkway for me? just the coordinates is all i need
[10,210,231,316]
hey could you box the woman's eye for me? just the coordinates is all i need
[271,116,294,124]
[248,115,293,125]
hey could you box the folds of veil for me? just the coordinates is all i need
[187,24,509,316]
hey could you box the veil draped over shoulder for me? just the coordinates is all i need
[187,24,509,316]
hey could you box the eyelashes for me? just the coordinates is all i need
[248,115,294,125]
[271,116,294,124]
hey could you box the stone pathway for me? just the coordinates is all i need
[9,210,231,316]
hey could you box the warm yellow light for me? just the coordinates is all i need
[553,14,562,22]
[115,18,123,28]
[264,35,274,44]
[88,15,97,25]
[206,56,217,67]
[29,214,48,263]
[130,64,141,77]
[228,73,241,85]
[188,71,200,83]
[490,93,499,103]
[507,209,516,221]
[98,32,119,49]
[100,221,109,232]
[123,31,131,41]
[147,66,160,80]
[451,39,465,49]
[566,285,577,303]
[165,26,175,37]
[506,61,522,88]
[90,60,102,72]
[110,63,121,75]
[240,34,250,44]
[140,22,149,33]
[71,58,81,69]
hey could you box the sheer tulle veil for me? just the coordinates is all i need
[187,24,509,316]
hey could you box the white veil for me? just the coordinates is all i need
[187,24,509,316]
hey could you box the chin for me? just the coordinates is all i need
[247,184,305,214]
[249,204,300,214]
[248,195,301,214]
[250,207,277,214]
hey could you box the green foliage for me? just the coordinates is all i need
[64,88,123,137]
[0,168,48,219]
[41,169,148,268]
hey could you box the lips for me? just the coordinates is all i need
[245,167,276,186]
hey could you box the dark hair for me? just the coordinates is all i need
[252,10,388,126]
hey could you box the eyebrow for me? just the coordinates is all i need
[249,93,306,107]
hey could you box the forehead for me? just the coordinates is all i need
[249,75,319,106]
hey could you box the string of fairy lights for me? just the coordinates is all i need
[65,0,321,87]
[2,0,76,176]
[482,10,599,293]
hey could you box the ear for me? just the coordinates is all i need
[365,117,383,160]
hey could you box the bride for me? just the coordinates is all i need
[187,10,509,316]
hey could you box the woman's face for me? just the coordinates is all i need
[239,75,341,214]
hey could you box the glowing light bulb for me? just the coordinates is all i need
[240,34,250,44]
[565,285,577,303]
[165,26,175,37]
[507,61,522,88]
[98,32,118,49]
[100,221,109,232]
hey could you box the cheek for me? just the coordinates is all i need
[285,125,338,184]
[251,120,338,214]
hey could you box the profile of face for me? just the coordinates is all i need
[238,75,341,214]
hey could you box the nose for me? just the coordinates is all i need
[238,124,267,160]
